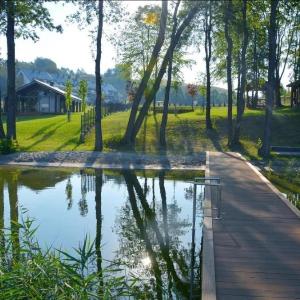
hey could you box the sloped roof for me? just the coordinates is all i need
[17,79,81,101]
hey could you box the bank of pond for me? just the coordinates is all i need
[264,169,300,210]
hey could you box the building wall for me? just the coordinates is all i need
[17,84,80,114]
[37,91,57,113]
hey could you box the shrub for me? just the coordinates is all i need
[152,106,194,114]
[103,134,124,149]
[0,218,139,299]
[0,139,19,154]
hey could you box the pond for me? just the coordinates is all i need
[0,166,204,299]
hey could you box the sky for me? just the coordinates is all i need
[0,1,205,84]
[0,1,292,88]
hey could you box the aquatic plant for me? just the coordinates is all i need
[0,218,139,299]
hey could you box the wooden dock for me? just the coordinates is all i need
[208,152,300,300]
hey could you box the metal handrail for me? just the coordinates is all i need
[189,177,222,299]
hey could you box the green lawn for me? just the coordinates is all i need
[4,106,300,159]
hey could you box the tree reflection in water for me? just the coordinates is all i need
[113,170,200,299]
[0,170,21,264]
[95,169,104,296]
[0,167,202,298]
[65,178,73,209]
[0,176,5,261]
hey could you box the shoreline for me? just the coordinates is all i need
[0,151,206,170]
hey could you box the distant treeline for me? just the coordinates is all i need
[0,57,229,105]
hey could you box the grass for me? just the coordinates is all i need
[2,106,300,159]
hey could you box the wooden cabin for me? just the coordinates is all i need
[287,80,300,107]
[16,79,82,114]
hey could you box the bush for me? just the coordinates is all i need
[152,106,194,114]
[103,134,124,149]
[0,139,19,154]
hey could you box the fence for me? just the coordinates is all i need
[80,108,95,142]
[80,103,131,142]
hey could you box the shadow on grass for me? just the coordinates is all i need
[16,114,64,123]
[206,128,223,152]
[28,120,65,139]
[55,132,81,151]
[23,122,66,151]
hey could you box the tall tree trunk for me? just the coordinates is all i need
[159,0,180,148]
[95,0,104,151]
[0,89,6,139]
[277,25,295,107]
[275,74,282,107]
[260,0,279,158]
[131,5,200,143]
[205,0,212,129]
[233,0,248,145]
[159,60,173,148]
[153,62,158,114]
[224,0,233,146]
[253,30,259,109]
[123,1,168,145]
[6,0,16,140]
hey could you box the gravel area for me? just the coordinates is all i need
[0,151,206,170]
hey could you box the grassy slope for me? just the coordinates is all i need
[6,107,300,159]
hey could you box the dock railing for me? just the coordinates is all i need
[188,177,221,300]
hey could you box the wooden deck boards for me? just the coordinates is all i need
[209,152,300,300]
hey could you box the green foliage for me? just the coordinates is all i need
[153,106,194,114]
[0,218,139,299]
[34,57,57,73]
[78,79,88,112]
[103,134,124,149]
[0,0,62,40]
[0,138,18,154]
[65,80,72,122]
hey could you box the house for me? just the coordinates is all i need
[16,79,82,114]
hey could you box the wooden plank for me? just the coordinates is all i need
[201,151,217,300]
[209,152,300,300]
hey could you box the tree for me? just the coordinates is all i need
[78,79,88,112]
[159,0,180,148]
[186,83,198,110]
[34,57,57,73]
[130,3,200,144]
[259,0,280,158]
[224,0,234,146]
[123,1,168,145]
[65,80,72,122]
[203,0,213,129]
[95,0,104,151]
[0,82,5,139]
[6,0,16,140]
[232,0,249,145]
[1,0,61,140]
[69,1,123,152]
[274,1,299,107]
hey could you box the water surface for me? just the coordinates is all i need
[0,166,204,298]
